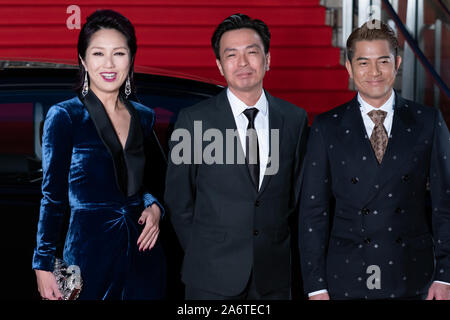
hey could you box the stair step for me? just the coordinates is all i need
[162,66,349,90]
[139,47,340,67]
[0,47,342,69]
[265,68,350,90]
[272,90,355,111]
[0,26,332,47]
[0,6,326,26]
[0,0,352,122]
[0,0,321,6]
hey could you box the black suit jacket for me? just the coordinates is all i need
[299,93,450,299]
[165,89,308,296]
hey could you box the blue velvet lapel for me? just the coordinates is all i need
[80,90,145,197]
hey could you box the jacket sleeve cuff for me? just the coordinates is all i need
[143,193,165,219]
[434,280,450,286]
[308,289,328,297]
[32,250,55,272]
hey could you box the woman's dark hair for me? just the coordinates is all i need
[75,9,137,97]
[211,13,271,60]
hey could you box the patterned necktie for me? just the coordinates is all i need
[243,108,260,190]
[367,110,388,164]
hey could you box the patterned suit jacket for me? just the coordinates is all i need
[299,93,450,299]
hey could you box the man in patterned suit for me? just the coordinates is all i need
[299,20,450,300]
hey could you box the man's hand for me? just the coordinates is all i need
[309,292,330,300]
[137,203,161,251]
[426,282,450,300]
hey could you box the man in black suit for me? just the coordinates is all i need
[164,13,308,300]
[299,20,450,300]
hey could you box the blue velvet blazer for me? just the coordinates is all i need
[32,91,166,299]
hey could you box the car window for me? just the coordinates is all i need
[0,88,213,187]
[0,90,75,185]
[135,91,213,154]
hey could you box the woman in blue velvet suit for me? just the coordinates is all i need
[32,10,166,300]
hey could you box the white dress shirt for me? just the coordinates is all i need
[358,89,395,138]
[227,88,269,190]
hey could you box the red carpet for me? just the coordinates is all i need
[0,0,355,119]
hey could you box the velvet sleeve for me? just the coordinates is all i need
[143,193,165,216]
[32,105,73,271]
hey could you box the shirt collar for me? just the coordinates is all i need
[227,88,268,119]
[358,89,395,115]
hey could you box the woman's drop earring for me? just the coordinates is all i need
[125,76,131,98]
[82,72,89,97]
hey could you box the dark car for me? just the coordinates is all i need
[0,60,222,300]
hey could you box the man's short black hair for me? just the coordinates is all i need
[346,19,399,61]
[211,13,271,60]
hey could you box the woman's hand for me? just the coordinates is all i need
[35,269,62,300]
[137,203,161,251]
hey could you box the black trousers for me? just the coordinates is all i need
[185,270,291,300]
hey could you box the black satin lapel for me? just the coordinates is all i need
[123,99,145,196]
[258,92,283,196]
[215,90,257,193]
[81,91,127,196]
[80,91,145,197]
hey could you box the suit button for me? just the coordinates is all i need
[253,230,259,236]
[396,237,403,244]
[351,177,359,184]
[402,175,409,182]
[395,207,402,214]
[362,208,370,215]
[255,200,260,207]
[364,238,371,244]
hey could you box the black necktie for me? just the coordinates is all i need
[243,108,260,190]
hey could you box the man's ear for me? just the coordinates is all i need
[265,52,271,71]
[395,55,402,72]
[345,59,353,79]
[216,59,224,76]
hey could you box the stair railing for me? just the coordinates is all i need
[331,0,449,111]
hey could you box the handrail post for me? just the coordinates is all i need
[401,0,417,101]
[416,0,425,104]
[434,19,442,108]
[342,0,354,49]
